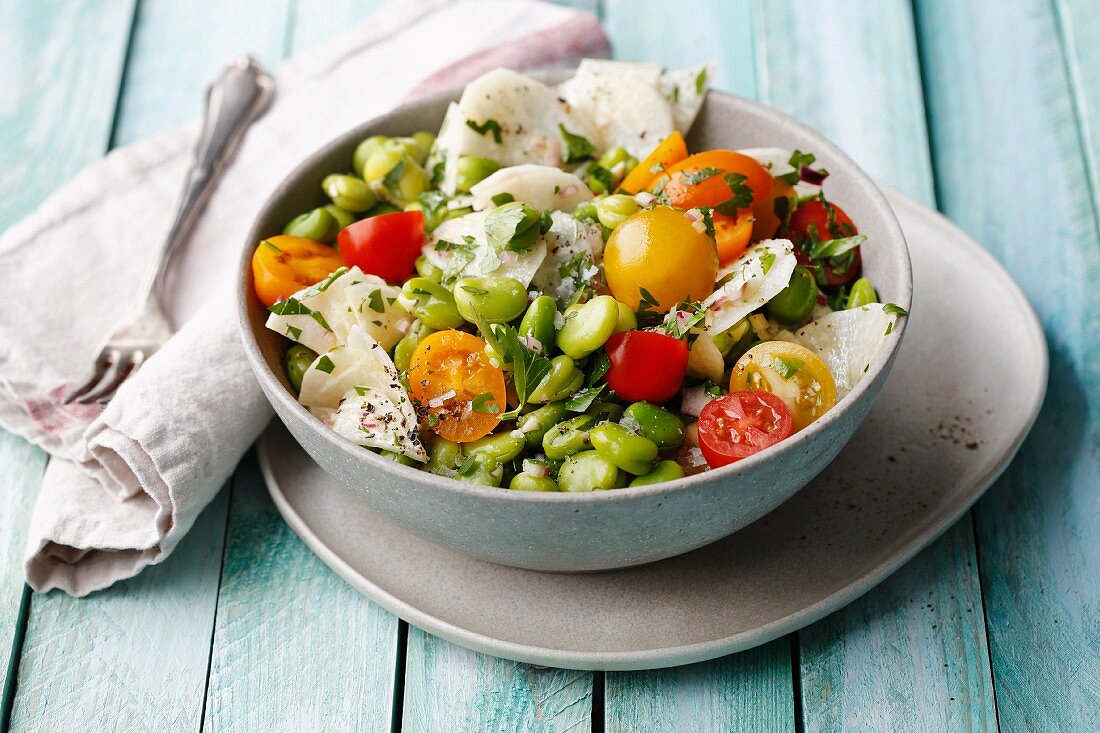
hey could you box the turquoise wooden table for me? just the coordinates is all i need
[1,0,1097,730]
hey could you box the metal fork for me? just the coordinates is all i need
[64,56,275,405]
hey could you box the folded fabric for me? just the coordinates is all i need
[0,0,609,596]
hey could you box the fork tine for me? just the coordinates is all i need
[63,350,119,404]
[79,351,144,405]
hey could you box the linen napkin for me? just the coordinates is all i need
[0,0,609,596]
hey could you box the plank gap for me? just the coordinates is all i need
[391,620,409,733]
[789,633,804,733]
[196,480,235,733]
[967,510,1003,733]
[106,0,144,149]
[591,670,604,733]
[0,584,31,733]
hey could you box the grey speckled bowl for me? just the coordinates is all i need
[237,73,912,572]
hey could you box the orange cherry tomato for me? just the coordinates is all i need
[713,210,754,265]
[618,131,688,194]
[655,150,773,211]
[252,235,345,307]
[407,330,506,443]
[752,177,796,241]
[603,206,718,312]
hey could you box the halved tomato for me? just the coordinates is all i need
[252,235,345,307]
[698,391,793,467]
[729,341,837,432]
[655,150,773,210]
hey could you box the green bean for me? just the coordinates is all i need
[364,202,401,218]
[589,423,658,475]
[324,204,356,232]
[363,147,402,182]
[556,295,619,358]
[352,135,392,178]
[284,344,317,393]
[380,449,418,467]
[519,295,558,352]
[454,156,500,193]
[400,278,464,330]
[410,131,436,164]
[629,460,685,487]
[595,194,639,230]
[322,174,377,213]
[283,207,338,242]
[597,146,635,173]
[426,436,462,476]
[613,299,637,333]
[414,255,443,282]
[572,199,599,224]
[453,275,528,324]
[517,401,571,446]
[530,355,583,403]
[373,152,430,206]
[393,320,435,371]
[542,414,597,460]
[622,402,685,449]
[456,453,504,487]
[587,400,624,424]
[766,265,818,325]
[465,430,526,463]
[558,450,620,492]
[509,473,559,491]
[846,278,878,309]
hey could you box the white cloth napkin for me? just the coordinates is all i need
[0,0,609,596]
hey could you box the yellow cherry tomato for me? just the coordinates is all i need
[252,235,345,307]
[603,206,718,312]
[408,330,506,443]
[729,341,837,432]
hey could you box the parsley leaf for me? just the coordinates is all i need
[485,201,544,252]
[465,118,503,143]
[759,251,777,274]
[808,234,866,261]
[315,355,336,374]
[268,297,312,316]
[367,290,385,313]
[772,356,804,379]
[681,167,723,185]
[559,124,596,163]
[779,150,817,185]
[660,301,707,341]
[883,303,909,316]
[565,385,604,412]
[471,392,500,414]
[586,351,610,386]
[694,67,708,94]
[636,287,664,328]
[714,172,754,216]
[475,317,552,419]
[382,158,406,199]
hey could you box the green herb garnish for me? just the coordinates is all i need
[466,118,503,143]
[772,356,804,379]
[315,355,336,374]
[471,392,500,414]
[559,124,596,163]
[883,303,909,316]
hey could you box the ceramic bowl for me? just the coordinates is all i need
[237,73,912,572]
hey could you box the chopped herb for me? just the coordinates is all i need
[586,351,610,386]
[485,201,545,252]
[491,192,515,206]
[772,355,804,379]
[471,392,500,414]
[565,385,604,412]
[261,238,282,253]
[586,163,614,193]
[310,311,334,333]
[559,124,596,163]
[660,301,707,341]
[475,317,552,420]
[669,84,680,103]
[759,251,777,274]
[269,297,312,316]
[353,385,370,396]
[433,239,471,252]
[636,287,664,328]
[367,290,385,313]
[883,303,909,316]
[714,172,754,215]
[779,150,819,185]
[465,118,503,143]
[382,158,406,198]
[694,67,708,94]
[826,285,850,311]
[418,189,449,221]
[809,234,866,261]
[285,324,302,340]
[681,167,723,185]
[430,160,446,186]
[649,162,667,175]
[457,454,480,476]
[315,355,336,374]
[461,285,489,296]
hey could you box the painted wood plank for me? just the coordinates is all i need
[755,2,999,731]
[0,0,135,713]
[402,632,592,733]
[604,640,794,733]
[598,4,796,732]
[0,0,135,229]
[1056,0,1100,221]
[8,1,293,729]
[914,0,1100,729]
[602,0,757,98]
[202,454,400,732]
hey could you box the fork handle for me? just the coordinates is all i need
[149,55,276,304]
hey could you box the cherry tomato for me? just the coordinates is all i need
[603,206,718,312]
[618,131,688,195]
[752,177,796,241]
[407,330,506,443]
[698,391,793,467]
[713,210,754,265]
[604,330,689,403]
[251,235,345,307]
[656,150,773,210]
[729,341,837,432]
[337,210,425,283]
[786,198,861,286]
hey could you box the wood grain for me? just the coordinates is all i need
[7,0,292,729]
[755,2,999,730]
[403,632,592,733]
[915,0,1100,729]
[604,640,794,733]
[203,455,399,732]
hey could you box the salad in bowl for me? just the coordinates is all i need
[249,60,907,494]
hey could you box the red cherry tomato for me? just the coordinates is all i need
[604,331,689,403]
[786,198,861,286]
[337,210,424,282]
[697,391,794,468]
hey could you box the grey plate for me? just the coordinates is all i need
[258,189,1046,670]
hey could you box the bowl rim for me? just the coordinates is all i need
[237,81,913,505]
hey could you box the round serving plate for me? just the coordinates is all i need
[257,188,1047,670]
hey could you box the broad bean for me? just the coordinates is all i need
[595,194,639,230]
[517,401,570,446]
[558,450,620,492]
[454,156,500,192]
[284,344,317,392]
[453,275,528,324]
[622,402,685,449]
[589,423,659,475]
[465,430,526,464]
[556,295,619,358]
[322,174,377,212]
[846,278,878,309]
[629,460,685,487]
[393,320,435,372]
[518,295,558,352]
[283,207,338,242]
[509,473,559,491]
[542,414,597,460]
[529,356,583,404]
[400,278,464,330]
